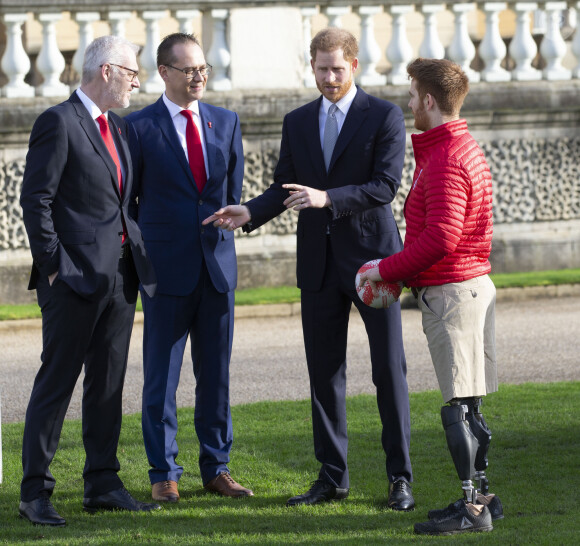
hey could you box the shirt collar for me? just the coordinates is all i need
[321,83,357,115]
[163,92,200,119]
[76,87,105,120]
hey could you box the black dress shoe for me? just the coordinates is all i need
[387,478,415,511]
[286,480,349,507]
[83,487,161,513]
[19,497,66,526]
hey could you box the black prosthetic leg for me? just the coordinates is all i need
[441,402,479,503]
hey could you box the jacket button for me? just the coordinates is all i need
[199,200,203,205]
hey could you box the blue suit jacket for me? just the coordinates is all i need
[127,97,244,296]
[20,92,156,300]
[245,87,406,291]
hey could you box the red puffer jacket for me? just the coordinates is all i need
[379,119,493,287]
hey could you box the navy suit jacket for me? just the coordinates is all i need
[127,97,244,296]
[20,91,156,300]
[245,87,406,291]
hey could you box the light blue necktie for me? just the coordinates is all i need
[323,104,339,171]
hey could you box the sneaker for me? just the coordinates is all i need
[428,493,503,521]
[414,499,493,536]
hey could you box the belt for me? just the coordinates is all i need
[120,245,131,259]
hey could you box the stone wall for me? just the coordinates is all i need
[1,80,580,303]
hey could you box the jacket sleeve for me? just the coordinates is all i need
[20,109,67,277]
[379,160,470,283]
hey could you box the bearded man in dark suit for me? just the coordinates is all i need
[204,27,414,510]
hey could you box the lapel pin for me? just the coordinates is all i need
[208,122,212,128]
[118,127,122,135]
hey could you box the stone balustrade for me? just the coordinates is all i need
[1,1,580,302]
[0,1,579,97]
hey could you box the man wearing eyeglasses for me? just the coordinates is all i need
[126,33,249,503]
[19,35,158,526]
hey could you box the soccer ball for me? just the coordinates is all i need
[355,259,403,309]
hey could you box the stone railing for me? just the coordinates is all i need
[1,1,580,302]
[1,1,580,97]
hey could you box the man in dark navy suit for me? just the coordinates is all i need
[204,28,414,509]
[19,35,159,526]
[126,33,250,502]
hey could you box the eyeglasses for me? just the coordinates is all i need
[101,63,139,82]
[165,64,212,79]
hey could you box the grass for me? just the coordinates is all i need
[1,268,579,321]
[0,382,579,544]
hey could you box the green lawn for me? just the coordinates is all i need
[1,382,578,544]
[1,268,580,320]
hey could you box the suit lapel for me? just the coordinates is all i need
[198,103,214,191]
[109,114,130,203]
[153,97,196,188]
[328,87,369,173]
[304,97,326,181]
[71,93,121,199]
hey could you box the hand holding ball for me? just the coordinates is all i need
[355,259,403,309]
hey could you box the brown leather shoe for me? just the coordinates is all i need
[152,480,179,502]
[204,472,253,498]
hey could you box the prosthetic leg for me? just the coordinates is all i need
[429,397,503,522]
[462,397,492,495]
[416,400,497,533]
[440,402,478,503]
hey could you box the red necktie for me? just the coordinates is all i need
[97,114,125,242]
[97,114,123,195]
[180,109,207,193]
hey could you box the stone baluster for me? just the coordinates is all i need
[419,4,445,59]
[572,2,580,78]
[206,9,232,91]
[324,6,351,28]
[1,14,34,98]
[448,3,480,82]
[510,2,541,81]
[174,9,201,34]
[479,2,511,81]
[540,1,571,80]
[357,6,387,86]
[533,7,547,32]
[140,11,166,93]
[36,13,69,97]
[71,12,100,87]
[300,7,317,88]
[108,11,132,38]
[386,5,414,85]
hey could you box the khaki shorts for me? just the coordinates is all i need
[417,275,498,403]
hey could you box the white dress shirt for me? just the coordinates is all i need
[318,83,358,150]
[163,93,209,178]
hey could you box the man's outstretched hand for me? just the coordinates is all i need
[202,205,251,231]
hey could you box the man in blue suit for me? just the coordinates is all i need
[19,36,159,526]
[127,33,250,502]
[204,28,414,509]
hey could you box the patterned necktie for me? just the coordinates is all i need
[323,103,339,171]
[96,114,125,242]
[180,109,207,193]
